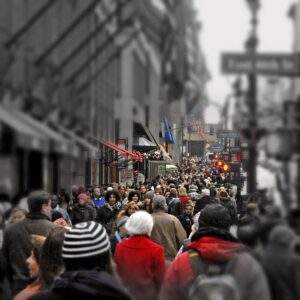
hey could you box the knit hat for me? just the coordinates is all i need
[199,204,232,230]
[145,191,155,200]
[117,216,129,228]
[62,221,110,259]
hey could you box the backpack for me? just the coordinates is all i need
[188,250,240,300]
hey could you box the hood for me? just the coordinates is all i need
[53,270,131,300]
[188,227,244,263]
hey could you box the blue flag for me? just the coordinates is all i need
[164,118,175,144]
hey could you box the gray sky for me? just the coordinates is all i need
[194,0,295,123]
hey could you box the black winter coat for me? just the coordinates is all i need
[28,270,132,300]
[261,246,300,300]
[71,204,96,225]
[193,196,215,216]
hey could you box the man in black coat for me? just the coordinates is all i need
[2,191,56,294]
[178,202,193,237]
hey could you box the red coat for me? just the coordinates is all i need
[114,235,166,300]
[159,235,271,300]
[178,195,191,205]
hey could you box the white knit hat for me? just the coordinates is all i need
[62,221,110,259]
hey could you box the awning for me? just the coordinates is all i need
[10,109,78,157]
[159,144,173,163]
[0,105,49,152]
[133,136,156,148]
[53,125,99,158]
[133,122,160,148]
[98,139,140,160]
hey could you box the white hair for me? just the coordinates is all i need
[125,211,154,236]
[201,188,210,196]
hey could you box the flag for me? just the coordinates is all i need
[163,117,174,144]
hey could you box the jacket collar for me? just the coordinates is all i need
[27,212,50,221]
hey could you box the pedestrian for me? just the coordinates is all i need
[193,188,214,216]
[150,195,186,263]
[2,191,56,294]
[14,235,46,300]
[166,188,183,218]
[261,225,300,300]
[178,187,190,205]
[114,211,166,300]
[110,216,128,255]
[97,190,122,234]
[70,193,95,225]
[50,195,72,226]
[178,202,194,237]
[29,221,132,300]
[141,191,154,213]
[159,203,271,300]
[127,191,143,208]
[6,208,27,227]
[91,187,106,209]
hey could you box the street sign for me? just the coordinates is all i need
[211,143,224,152]
[221,53,300,76]
[217,130,239,138]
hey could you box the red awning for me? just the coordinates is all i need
[99,139,140,160]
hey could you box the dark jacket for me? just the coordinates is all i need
[28,270,132,300]
[193,195,214,216]
[2,213,56,294]
[167,197,183,218]
[220,197,238,224]
[71,204,95,225]
[178,214,193,237]
[261,245,300,300]
[97,203,120,225]
[159,227,271,300]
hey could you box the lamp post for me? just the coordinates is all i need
[245,0,260,194]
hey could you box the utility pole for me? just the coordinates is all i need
[245,0,260,194]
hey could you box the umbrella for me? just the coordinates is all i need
[166,164,178,171]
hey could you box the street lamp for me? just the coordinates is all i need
[244,0,260,194]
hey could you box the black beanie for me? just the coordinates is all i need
[199,204,232,230]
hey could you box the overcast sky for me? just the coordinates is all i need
[194,0,295,123]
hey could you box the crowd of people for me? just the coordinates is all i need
[0,158,300,300]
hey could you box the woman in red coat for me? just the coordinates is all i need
[114,211,166,300]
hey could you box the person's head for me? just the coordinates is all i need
[144,191,155,205]
[116,216,129,237]
[27,191,52,217]
[9,208,27,225]
[169,188,177,197]
[128,191,141,203]
[51,211,64,222]
[246,203,259,217]
[140,185,147,194]
[125,201,139,216]
[26,235,46,278]
[125,211,153,237]
[198,203,232,231]
[118,185,126,196]
[201,188,210,197]
[62,221,112,273]
[184,202,193,216]
[268,224,299,250]
[178,186,187,197]
[78,193,88,206]
[152,195,167,211]
[237,223,260,248]
[93,188,101,197]
[105,190,121,206]
[155,186,162,195]
[40,227,66,288]
[50,195,59,209]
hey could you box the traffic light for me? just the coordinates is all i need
[223,163,230,172]
[214,160,224,169]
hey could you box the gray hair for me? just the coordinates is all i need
[125,211,154,236]
[152,195,166,210]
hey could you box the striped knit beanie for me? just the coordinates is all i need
[62,221,110,259]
